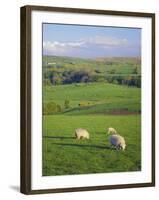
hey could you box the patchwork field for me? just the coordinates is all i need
[43,82,141,114]
[42,81,141,176]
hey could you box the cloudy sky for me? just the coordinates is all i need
[43,24,141,58]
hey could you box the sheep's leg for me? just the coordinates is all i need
[75,133,78,139]
[116,145,120,151]
[110,144,115,150]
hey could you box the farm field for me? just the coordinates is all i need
[43,82,141,115]
[42,81,141,176]
[43,115,141,176]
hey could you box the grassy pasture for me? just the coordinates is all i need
[42,82,141,176]
[43,82,141,114]
[43,115,141,176]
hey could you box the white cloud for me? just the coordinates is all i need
[86,36,128,46]
[43,36,129,55]
[43,40,85,55]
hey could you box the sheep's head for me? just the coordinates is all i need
[107,128,111,135]
[107,127,118,135]
[121,144,126,151]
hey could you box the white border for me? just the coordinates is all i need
[31,10,152,190]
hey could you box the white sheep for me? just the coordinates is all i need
[107,127,117,135]
[75,128,90,139]
[109,134,126,150]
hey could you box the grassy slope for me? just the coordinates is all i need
[43,83,141,114]
[42,67,141,175]
[43,83,141,176]
[43,115,141,175]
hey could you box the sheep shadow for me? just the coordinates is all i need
[94,131,105,135]
[43,136,75,140]
[48,142,112,150]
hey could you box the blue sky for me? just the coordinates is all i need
[43,23,141,58]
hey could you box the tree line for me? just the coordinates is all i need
[43,68,141,88]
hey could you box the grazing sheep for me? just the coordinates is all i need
[109,134,126,150]
[75,128,90,139]
[107,127,117,135]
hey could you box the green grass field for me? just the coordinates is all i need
[42,82,141,176]
[43,82,141,114]
[43,115,141,175]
